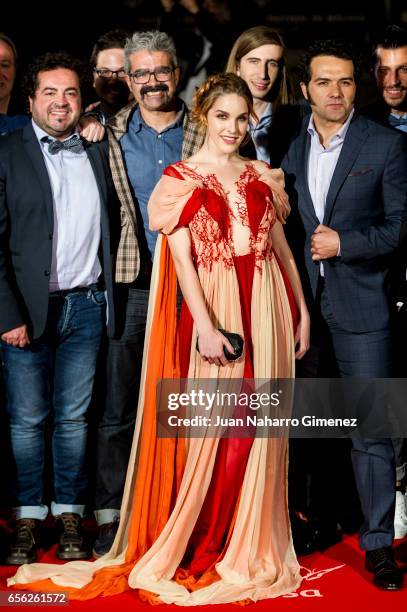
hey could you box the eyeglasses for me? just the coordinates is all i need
[94,68,127,79]
[128,67,174,84]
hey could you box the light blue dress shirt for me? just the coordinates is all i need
[32,120,102,291]
[120,105,185,257]
[249,103,272,163]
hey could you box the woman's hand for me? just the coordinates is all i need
[295,311,310,360]
[197,328,235,367]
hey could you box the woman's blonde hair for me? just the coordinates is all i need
[225,26,293,109]
[191,72,256,134]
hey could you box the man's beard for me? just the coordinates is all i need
[383,87,407,112]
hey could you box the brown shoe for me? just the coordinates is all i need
[55,513,91,560]
[5,518,40,565]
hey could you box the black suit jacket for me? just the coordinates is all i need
[0,123,120,339]
[282,112,407,333]
[240,103,306,167]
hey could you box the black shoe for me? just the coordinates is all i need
[5,519,40,565]
[93,518,119,558]
[365,547,404,590]
[290,511,317,556]
[0,526,9,563]
[312,519,343,551]
[55,513,91,560]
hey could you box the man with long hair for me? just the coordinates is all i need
[225,26,302,166]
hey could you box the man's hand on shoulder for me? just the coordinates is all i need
[311,224,340,260]
[78,116,105,143]
[1,324,30,348]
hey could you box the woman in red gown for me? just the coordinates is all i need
[10,73,310,605]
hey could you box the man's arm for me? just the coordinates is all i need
[0,158,27,340]
[339,135,407,262]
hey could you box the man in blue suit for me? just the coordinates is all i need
[282,39,407,590]
[0,52,119,565]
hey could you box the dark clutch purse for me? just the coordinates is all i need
[196,329,244,361]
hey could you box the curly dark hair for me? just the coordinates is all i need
[23,51,85,98]
[299,39,361,84]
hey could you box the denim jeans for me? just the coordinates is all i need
[1,288,106,520]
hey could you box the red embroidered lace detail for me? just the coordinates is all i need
[172,161,277,272]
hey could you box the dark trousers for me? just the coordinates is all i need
[289,279,395,550]
[289,332,363,535]
[318,282,395,550]
[391,303,407,480]
[94,286,149,516]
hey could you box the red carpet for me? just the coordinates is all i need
[1,533,406,611]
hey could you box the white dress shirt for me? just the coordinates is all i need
[307,109,354,274]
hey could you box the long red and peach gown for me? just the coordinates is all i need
[9,160,302,605]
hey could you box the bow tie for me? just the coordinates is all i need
[388,114,407,129]
[42,135,84,154]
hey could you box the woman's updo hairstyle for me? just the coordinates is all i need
[191,72,256,133]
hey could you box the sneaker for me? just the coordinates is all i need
[5,518,40,565]
[394,490,407,539]
[93,518,119,558]
[55,513,91,560]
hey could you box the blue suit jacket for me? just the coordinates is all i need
[282,112,407,333]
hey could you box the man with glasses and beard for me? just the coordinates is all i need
[93,29,200,557]
[89,30,131,124]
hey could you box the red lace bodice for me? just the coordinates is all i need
[166,161,277,271]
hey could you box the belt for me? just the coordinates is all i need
[49,282,102,298]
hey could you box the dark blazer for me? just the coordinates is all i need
[0,123,120,339]
[240,103,306,168]
[282,112,407,333]
[361,101,407,303]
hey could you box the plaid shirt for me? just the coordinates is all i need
[107,101,204,283]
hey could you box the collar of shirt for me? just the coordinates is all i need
[389,111,407,133]
[307,107,355,150]
[390,111,407,120]
[128,101,186,135]
[249,102,272,132]
[249,102,273,132]
[32,119,81,148]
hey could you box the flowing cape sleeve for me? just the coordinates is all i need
[257,166,291,224]
[148,168,202,234]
